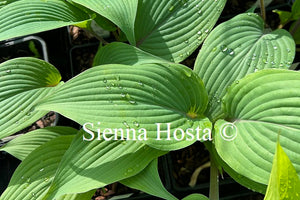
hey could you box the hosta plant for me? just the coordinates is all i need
[0,0,299,200]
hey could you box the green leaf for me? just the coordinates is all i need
[0,0,91,41]
[0,126,77,160]
[290,21,300,45]
[0,0,19,8]
[273,10,292,25]
[36,62,211,151]
[93,42,169,66]
[194,13,296,121]
[0,135,75,200]
[135,0,226,63]
[292,0,300,20]
[121,158,177,200]
[43,130,166,200]
[56,190,96,200]
[182,194,209,200]
[264,141,300,200]
[72,0,138,45]
[0,57,62,139]
[214,69,300,192]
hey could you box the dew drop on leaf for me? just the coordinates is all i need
[129,99,136,104]
[120,93,126,98]
[103,78,107,83]
[39,168,44,172]
[227,49,235,56]
[235,80,239,84]
[122,121,130,128]
[133,121,140,127]
[273,46,278,50]
[6,69,11,73]
[138,81,144,86]
[204,29,209,33]
[198,10,202,15]
[220,45,228,52]
[197,31,202,35]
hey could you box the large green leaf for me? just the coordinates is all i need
[72,0,138,45]
[0,126,77,160]
[0,57,62,139]
[0,135,75,200]
[194,13,296,121]
[36,62,211,151]
[182,194,209,200]
[264,141,300,200]
[214,69,300,192]
[135,0,226,63]
[43,130,166,200]
[0,0,91,41]
[121,158,177,200]
[93,42,169,66]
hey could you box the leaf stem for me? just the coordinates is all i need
[260,0,266,24]
[209,155,219,200]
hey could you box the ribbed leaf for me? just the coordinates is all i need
[0,135,75,200]
[194,13,296,121]
[43,130,166,200]
[56,190,96,200]
[36,63,211,151]
[121,158,177,200]
[93,42,168,66]
[0,57,62,139]
[135,0,226,62]
[72,0,138,45]
[0,126,77,160]
[182,194,209,200]
[264,141,300,200]
[0,0,91,41]
[214,69,300,192]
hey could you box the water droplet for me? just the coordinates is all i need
[204,29,209,33]
[21,176,24,179]
[106,85,111,90]
[15,121,19,124]
[44,177,49,182]
[287,48,291,53]
[273,46,278,50]
[185,40,189,44]
[6,69,11,73]
[129,99,136,104]
[197,31,202,35]
[138,81,144,86]
[235,80,239,84]
[217,99,221,103]
[195,4,199,8]
[228,49,235,56]
[133,121,140,127]
[271,61,275,65]
[122,121,130,128]
[198,10,202,15]
[220,45,228,52]
[120,93,126,98]
[39,168,44,172]
[103,78,107,83]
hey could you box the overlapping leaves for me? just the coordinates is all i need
[0,0,91,41]
[194,13,296,121]
[0,58,61,139]
[214,69,300,192]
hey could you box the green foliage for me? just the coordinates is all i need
[0,0,299,199]
[264,141,300,200]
